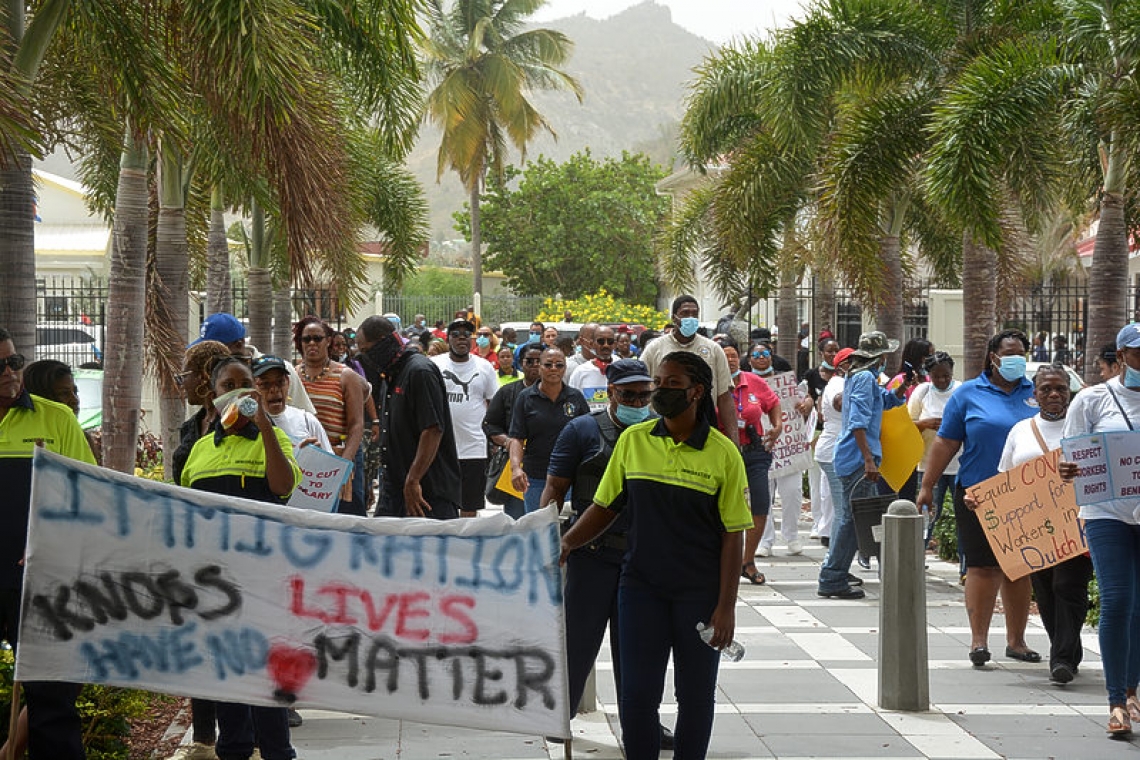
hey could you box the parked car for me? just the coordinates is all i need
[35,323,103,366]
[74,367,103,430]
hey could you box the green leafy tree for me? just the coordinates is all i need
[458,151,667,304]
[422,0,582,304]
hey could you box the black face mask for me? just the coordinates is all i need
[651,386,692,419]
[360,335,402,377]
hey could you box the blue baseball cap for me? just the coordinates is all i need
[1117,323,1140,350]
[192,313,246,346]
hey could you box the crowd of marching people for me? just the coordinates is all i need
[6,295,1140,759]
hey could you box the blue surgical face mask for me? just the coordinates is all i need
[731,369,741,379]
[475,336,490,349]
[1125,364,1140,388]
[529,332,541,344]
[614,403,650,426]
[996,355,1027,382]
[678,317,700,338]
[821,360,834,370]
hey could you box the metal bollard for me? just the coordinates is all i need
[878,499,929,711]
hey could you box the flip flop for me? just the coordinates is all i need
[741,564,766,585]
[1127,695,1140,723]
[1109,705,1132,737]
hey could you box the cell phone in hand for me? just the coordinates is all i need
[902,361,916,383]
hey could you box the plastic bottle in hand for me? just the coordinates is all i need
[222,396,259,429]
[695,622,745,661]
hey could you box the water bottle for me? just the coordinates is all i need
[695,622,745,662]
[237,396,259,417]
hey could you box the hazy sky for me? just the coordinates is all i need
[532,0,808,43]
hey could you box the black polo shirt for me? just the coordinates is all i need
[508,382,589,479]
[378,350,462,516]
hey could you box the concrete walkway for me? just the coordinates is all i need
[171,518,1132,759]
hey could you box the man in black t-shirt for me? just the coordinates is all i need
[357,316,461,518]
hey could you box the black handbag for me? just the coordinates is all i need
[485,446,510,505]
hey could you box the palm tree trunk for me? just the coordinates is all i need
[776,254,798,366]
[102,129,149,473]
[206,185,232,315]
[0,151,36,355]
[814,271,835,344]
[470,182,482,306]
[876,234,904,375]
[962,229,997,377]
[155,141,188,478]
[273,278,293,358]
[1085,141,1129,384]
[247,268,272,353]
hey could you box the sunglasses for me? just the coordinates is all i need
[173,370,195,387]
[595,338,616,346]
[0,354,27,373]
[614,389,652,404]
[523,357,542,365]
[301,335,325,344]
[751,350,771,358]
[449,330,473,338]
[541,362,566,369]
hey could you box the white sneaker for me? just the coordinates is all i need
[756,545,772,558]
[786,540,803,556]
[809,529,820,539]
[166,743,218,760]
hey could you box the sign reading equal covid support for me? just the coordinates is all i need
[16,450,571,738]
[965,448,1085,581]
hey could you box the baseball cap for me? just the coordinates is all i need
[606,359,652,385]
[192,313,245,346]
[447,318,476,334]
[834,347,856,365]
[251,355,288,377]
[1117,324,1140,350]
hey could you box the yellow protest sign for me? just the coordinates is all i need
[879,406,924,492]
[964,448,1085,581]
[496,460,524,499]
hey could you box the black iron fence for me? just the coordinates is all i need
[28,275,1120,370]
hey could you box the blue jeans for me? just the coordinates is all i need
[924,472,955,547]
[523,477,547,513]
[618,583,720,760]
[1084,518,1140,706]
[818,466,878,593]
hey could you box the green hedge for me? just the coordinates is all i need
[0,648,172,759]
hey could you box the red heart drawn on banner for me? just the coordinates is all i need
[267,644,317,701]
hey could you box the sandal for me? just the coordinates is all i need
[1005,646,1042,663]
[1108,705,1132,737]
[1127,695,1140,723]
[741,564,766,585]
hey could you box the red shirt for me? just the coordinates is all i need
[722,372,779,446]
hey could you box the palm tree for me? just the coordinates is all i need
[0,0,71,355]
[423,0,582,306]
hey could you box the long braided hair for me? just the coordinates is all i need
[661,350,717,427]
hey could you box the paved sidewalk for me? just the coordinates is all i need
[173,528,1132,758]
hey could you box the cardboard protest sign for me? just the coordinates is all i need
[287,445,352,512]
[964,448,1085,581]
[879,406,924,493]
[1062,431,1140,505]
[17,450,571,738]
[765,372,813,473]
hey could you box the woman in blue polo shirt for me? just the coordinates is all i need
[917,330,1038,668]
[560,351,751,760]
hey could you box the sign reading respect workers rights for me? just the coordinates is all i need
[16,450,571,738]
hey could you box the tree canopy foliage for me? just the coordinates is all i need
[458,150,668,305]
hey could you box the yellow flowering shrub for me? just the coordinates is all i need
[536,289,669,329]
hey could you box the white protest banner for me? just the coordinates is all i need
[1060,431,1140,505]
[287,445,352,512]
[17,450,570,738]
[765,372,813,473]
